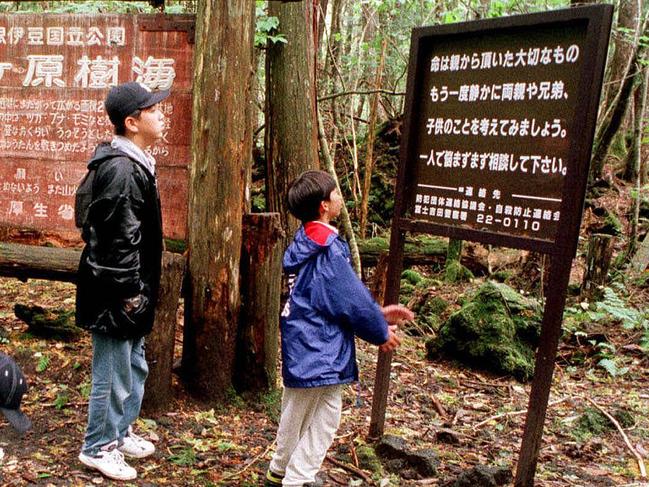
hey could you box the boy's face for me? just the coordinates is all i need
[324,188,343,220]
[127,103,166,147]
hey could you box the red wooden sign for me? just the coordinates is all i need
[0,14,193,244]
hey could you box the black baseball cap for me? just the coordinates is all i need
[0,353,31,434]
[104,82,170,127]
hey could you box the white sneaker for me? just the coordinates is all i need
[79,445,137,481]
[118,429,155,459]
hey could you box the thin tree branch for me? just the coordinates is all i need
[586,397,646,478]
[318,88,406,103]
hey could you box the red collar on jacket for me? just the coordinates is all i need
[304,221,338,245]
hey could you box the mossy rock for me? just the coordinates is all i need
[425,296,448,316]
[425,281,542,382]
[356,444,383,474]
[417,278,442,290]
[490,270,512,282]
[400,281,416,304]
[402,269,424,285]
[445,260,474,283]
[404,290,448,336]
[14,304,81,342]
[414,295,447,335]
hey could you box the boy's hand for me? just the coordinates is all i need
[381,304,414,325]
[379,325,400,353]
[379,304,412,353]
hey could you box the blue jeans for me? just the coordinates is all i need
[82,333,148,455]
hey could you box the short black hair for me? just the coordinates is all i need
[113,109,142,136]
[287,170,337,223]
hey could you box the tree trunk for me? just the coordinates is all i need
[626,66,648,261]
[266,0,319,240]
[359,38,387,239]
[581,234,614,300]
[623,63,648,182]
[182,0,254,401]
[590,15,647,182]
[590,40,645,183]
[234,213,284,393]
[316,0,328,51]
[599,0,640,122]
[317,109,361,274]
[0,243,80,282]
[142,252,186,412]
[630,233,649,273]
[444,238,464,282]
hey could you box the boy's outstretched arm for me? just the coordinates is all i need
[378,305,414,353]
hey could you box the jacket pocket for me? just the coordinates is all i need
[96,295,151,339]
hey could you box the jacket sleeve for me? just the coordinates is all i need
[310,250,389,345]
[86,160,145,299]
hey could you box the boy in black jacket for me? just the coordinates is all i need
[76,82,168,481]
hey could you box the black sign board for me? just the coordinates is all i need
[370,6,613,487]
[395,6,612,255]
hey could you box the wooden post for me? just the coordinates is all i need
[234,213,284,392]
[142,252,186,412]
[369,229,406,438]
[580,233,613,299]
[514,254,572,487]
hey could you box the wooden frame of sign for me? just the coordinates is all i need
[369,5,613,486]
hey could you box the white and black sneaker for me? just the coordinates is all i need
[79,442,137,481]
[118,427,155,459]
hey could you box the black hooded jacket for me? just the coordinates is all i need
[76,142,163,339]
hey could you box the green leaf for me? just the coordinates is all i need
[168,447,196,466]
[54,392,69,410]
[36,355,50,373]
[597,358,619,377]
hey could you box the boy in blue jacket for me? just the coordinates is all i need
[266,170,414,487]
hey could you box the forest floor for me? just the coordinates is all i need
[0,269,647,487]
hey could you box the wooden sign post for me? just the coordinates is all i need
[369,6,613,486]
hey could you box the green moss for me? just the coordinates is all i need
[614,409,635,428]
[402,269,424,285]
[164,238,187,253]
[416,278,442,290]
[444,260,474,283]
[356,445,383,474]
[360,237,389,254]
[575,407,611,440]
[426,281,542,381]
[609,131,629,159]
[426,296,448,316]
[400,281,416,304]
[358,235,447,256]
[408,235,447,255]
[491,270,512,282]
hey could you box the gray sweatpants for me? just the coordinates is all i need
[269,384,344,486]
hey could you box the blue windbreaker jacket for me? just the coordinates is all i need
[281,221,389,388]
